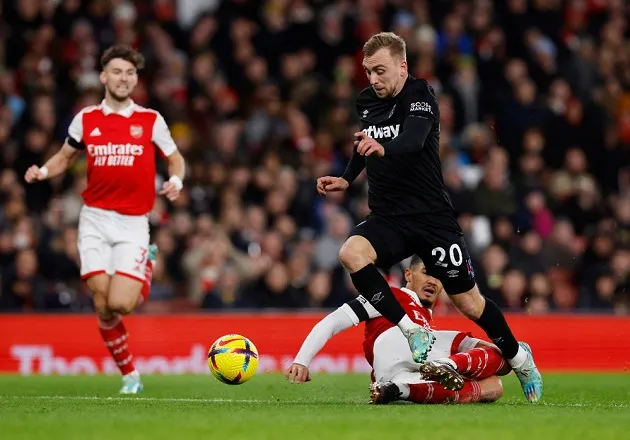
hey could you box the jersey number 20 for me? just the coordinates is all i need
[431,244,463,267]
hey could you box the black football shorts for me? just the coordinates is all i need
[349,213,476,295]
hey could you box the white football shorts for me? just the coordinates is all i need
[372,328,481,384]
[78,205,150,282]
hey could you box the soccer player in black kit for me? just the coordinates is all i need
[317,32,543,402]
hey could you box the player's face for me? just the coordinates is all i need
[405,264,443,308]
[100,58,138,101]
[363,48,408,99]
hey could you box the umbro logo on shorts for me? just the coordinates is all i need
[371,291,384,304]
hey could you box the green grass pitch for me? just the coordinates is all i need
[1,373,629,439]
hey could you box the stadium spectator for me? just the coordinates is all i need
[0,0,628,314]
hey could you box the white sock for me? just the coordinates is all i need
[508,346,528,370]
[124,369,140,379]
[397,315,420,333]
[395,383,410,399]
[436,357,457,370]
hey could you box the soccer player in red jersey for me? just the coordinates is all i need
[24,45,185,394]
[286,255,510,404]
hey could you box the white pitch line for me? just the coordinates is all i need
[503,402,629,408]
[1,395,627,408]
[1,395,296,404]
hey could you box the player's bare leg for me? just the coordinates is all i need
[477,376,504,403]
[448,286,543,402]
[97,272,147,394]
[92,244,157,394]
[339,236,434,362]
[87,273,113,321]
[370,376,503,405]
[86,273,141,393]
[108,274,143,315]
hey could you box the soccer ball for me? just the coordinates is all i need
[207,334,259,385]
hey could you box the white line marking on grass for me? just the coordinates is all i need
[2,396,627,408]
[544,403,628,408]
[1,395,297,404]
[503,402,629,408]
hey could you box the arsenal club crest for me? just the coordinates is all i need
[130,124,143,138]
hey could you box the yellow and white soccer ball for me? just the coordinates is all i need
[208,334,259,385]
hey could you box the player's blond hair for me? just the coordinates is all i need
[363,32,407,61]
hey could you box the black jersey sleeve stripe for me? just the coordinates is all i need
[66,136,85,150]
[347,298,370,322]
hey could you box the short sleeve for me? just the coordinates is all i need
[152,113,178,156]
[65,111,86,150]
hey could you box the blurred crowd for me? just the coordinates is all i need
[0,0,629,314]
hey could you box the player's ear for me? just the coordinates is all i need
[400,59,408,77]
[99,70,107,85]
[404,268,411,283]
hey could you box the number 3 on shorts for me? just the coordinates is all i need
[431,244,463,268]
[135,248,148,264]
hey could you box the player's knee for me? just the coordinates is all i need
[107,274,143,315]
[480,376,503,402]
[107,295,136,315]
[92,292,110,318]
[338,237,376,272]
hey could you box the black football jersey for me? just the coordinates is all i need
[355,76,455,217]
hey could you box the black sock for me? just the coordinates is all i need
[350,264,406,324]
[473,298,519,359]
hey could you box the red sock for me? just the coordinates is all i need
[138,259,153,305]
[448,346,506,379]
[98,315,135,375]
[408,380,482,404]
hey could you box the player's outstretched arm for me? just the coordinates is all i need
[159,150,186,201]
[24,143,81,183]
[315,132,367,194]
[287,307,356,384]
[165,150,185,182]
[340,142,365,183]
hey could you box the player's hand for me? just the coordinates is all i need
[354,132,385,157]
[24,165,46,183]
[316,176,349,196]
[159,181,180,201]
[285,363,311,384]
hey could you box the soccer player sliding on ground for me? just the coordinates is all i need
[316,32,542,402]
[24,45,186,394]
[286,256,509,404]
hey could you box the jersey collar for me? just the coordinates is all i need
[101,99,136,117]
[400,286,433,317]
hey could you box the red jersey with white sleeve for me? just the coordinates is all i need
[66,100,177,215]
[340,287,433,368]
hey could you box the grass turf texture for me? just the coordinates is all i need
[1,373,629,440]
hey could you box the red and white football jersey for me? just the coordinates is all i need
[340,287,433,368]
[66,100,177,215]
